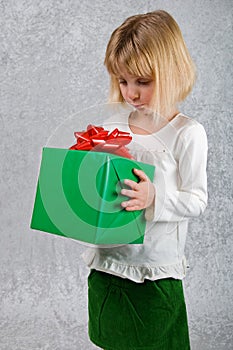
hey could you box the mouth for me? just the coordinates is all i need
[131,104,144,109]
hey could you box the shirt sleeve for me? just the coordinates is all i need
[145,123,208,222]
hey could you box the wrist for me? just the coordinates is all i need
[146,183,155,208]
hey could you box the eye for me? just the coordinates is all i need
[137,79,152,85]
[118,79,127,85]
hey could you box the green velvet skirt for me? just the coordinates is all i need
[88,269,190,350]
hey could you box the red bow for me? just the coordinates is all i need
[69,125,133,159]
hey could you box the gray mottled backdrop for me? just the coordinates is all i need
[0,0,232,349]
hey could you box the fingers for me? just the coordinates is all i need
[120,185,142,211]
[120,168,155,211]
[120,168,153,211]
[121,188,137,198]
[120,187,139,210]
[121,199,141,211]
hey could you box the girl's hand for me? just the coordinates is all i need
[120,169,155,211]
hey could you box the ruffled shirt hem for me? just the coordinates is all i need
[82,249,187,283]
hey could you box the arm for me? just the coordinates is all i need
[147,123,208,221]
[121,123,208,222]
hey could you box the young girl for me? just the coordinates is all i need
[82,10,208,350]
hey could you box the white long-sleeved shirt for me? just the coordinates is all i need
[82,110,208,283]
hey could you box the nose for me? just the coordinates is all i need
[126,85,139,102]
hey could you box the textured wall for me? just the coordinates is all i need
[0,0,232,349]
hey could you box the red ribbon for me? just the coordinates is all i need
[69,124,134,159]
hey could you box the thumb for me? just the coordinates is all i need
[133,168,148,182]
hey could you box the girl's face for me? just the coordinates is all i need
[117,69,155,111]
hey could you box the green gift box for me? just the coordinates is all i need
[30,148,155,245]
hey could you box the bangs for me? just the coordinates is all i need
[105,38,154,78]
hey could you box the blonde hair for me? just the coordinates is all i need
[104,10,196,117]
